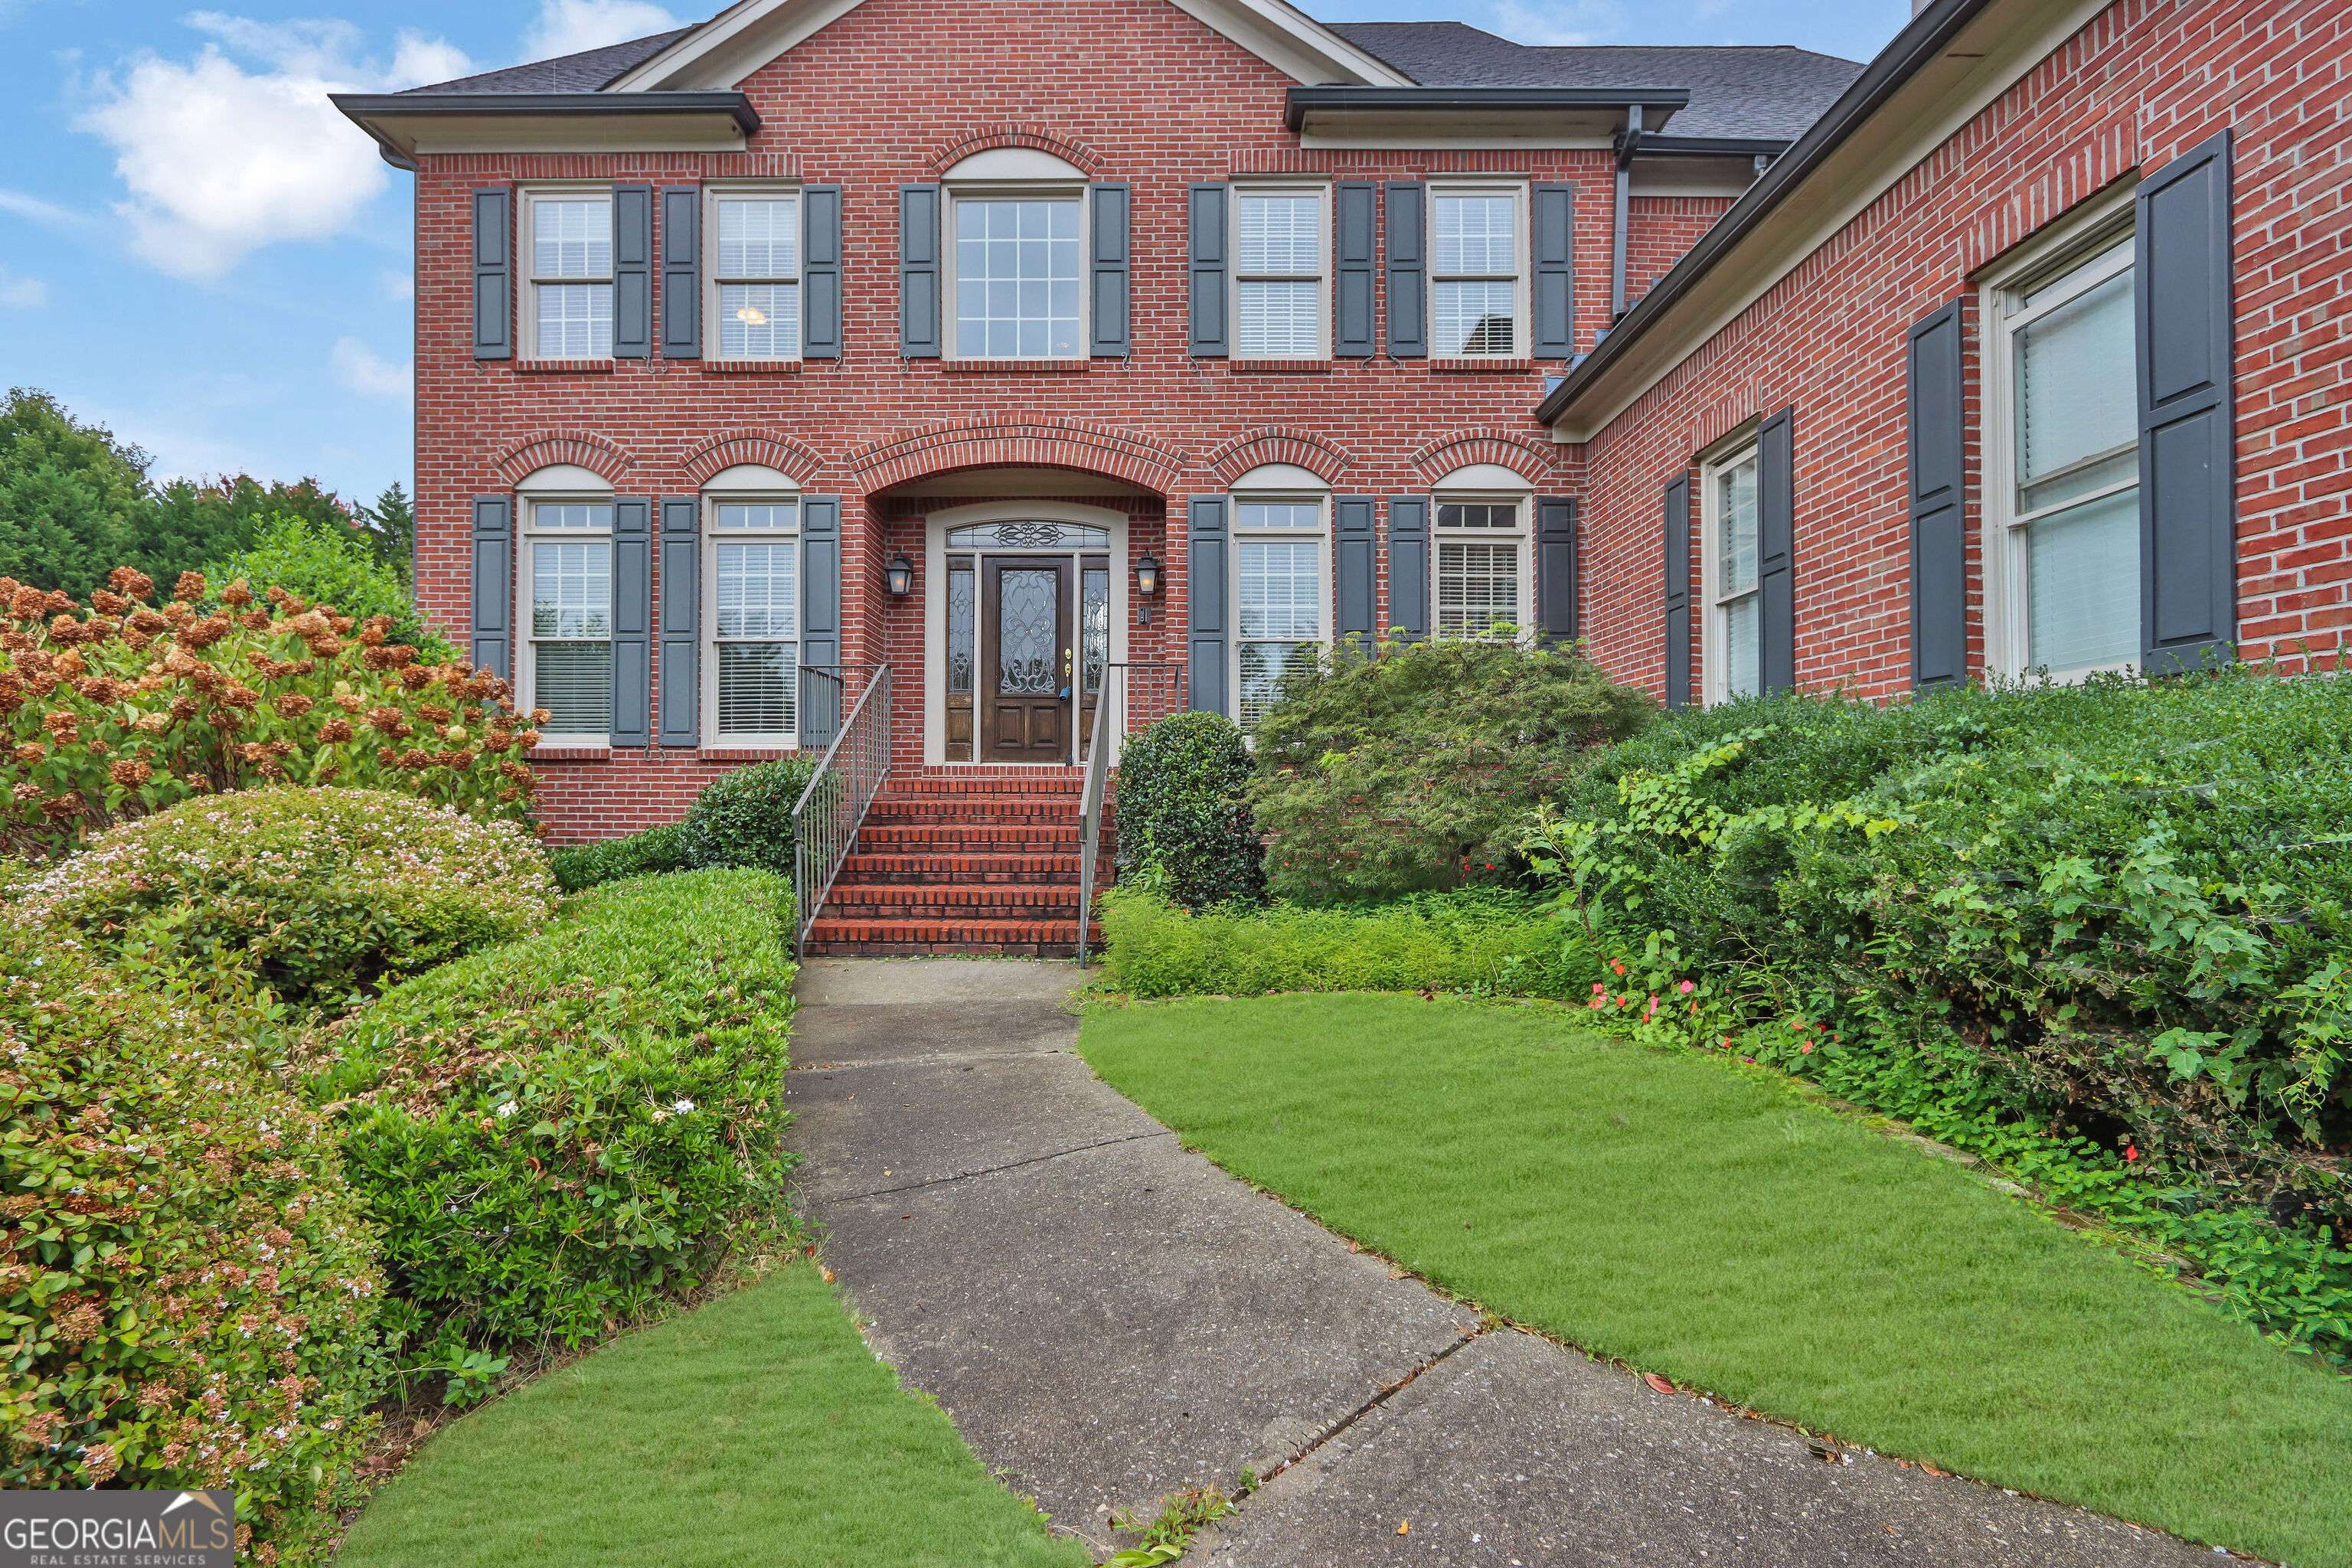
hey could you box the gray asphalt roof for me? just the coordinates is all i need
[396,27,694,94]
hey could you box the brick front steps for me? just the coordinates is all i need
[800,767,1109,958]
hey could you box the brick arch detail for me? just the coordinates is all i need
[1203,428,1357,487]
[926,126,1103,178]
[851,420,1183,494]
[493,431,635,485]
[1409,430,1565,486]
[679,431,826,487]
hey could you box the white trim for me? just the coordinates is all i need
[942,182,1090,363]
[701,494,803,750]
[1231,462,1329,491]
[1230,179,1332,361]
[1230,492,1333,728]
[514,463,612,493]
[518,495,616,749]
[942,147,1089,182]
[1431,494,1534,640]
[1432,462,1535,493]
[704,183,803,364]
[1698,435,1762,707]
[1426,179,1530,360]
[704,462,799,492]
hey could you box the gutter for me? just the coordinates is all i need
[1533,0,1999,430]
[1283,85,1689,132]
[332,90,763,171]
[1632,134,1792,158]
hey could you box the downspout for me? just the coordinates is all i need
[1610,106,1643,322]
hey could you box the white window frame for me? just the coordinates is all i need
[1427,181,1530,360]
[517,493,616,747]
[1231,181,1331,361]
[705,185,802,364]
[1698,433,1762,707]
[1230,493,1333,730]
[944,182,1090,363]
[1430,492,1534,641]
[518,186,615,361]
[1981,187,2141,683]
[702,495,802,750]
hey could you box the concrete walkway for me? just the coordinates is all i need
[787,960,2214,1566]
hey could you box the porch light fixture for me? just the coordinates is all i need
[887,554,916,596]
[1134,552,1161,598]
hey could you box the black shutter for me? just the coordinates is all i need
[1757,407,1798,694]
[610,498,652,746]
[802,183,841,360]
[1187,497,1229,711]
[471,188,511,361]
[899,185,940,358]
[2138,130,2238,674]
[1335,495,1375,654]
[1532,183,1575,358]
[1187,184,1229,358]
[658,498,700,747]
[1384,181,1426,358]
[1663,475,1691,709]
[612,185,652,359]
[469,495,512,678]
[1334,181,1376,358]
[1536,496,1577,643]
[1907,302,1967,688]
[1090,181,1131,358]
[1385,497,1429,639]
[799,497,842,744]
[660,186,700,359]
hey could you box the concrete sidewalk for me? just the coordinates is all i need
[786,959,2213,1566]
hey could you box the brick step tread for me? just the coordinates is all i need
[839,853,1106,879]
[805,918,1099,945]
[881,776,1087,795]
[856,827,1102,850]
[866,804,1109,823]
[802,940,1085,959]
[826,888,1084,913]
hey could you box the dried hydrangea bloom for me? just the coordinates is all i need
[105,567,155,600]
[109,760,152,789]
[172,570,206,602]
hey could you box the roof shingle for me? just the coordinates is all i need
[397,27,696,96]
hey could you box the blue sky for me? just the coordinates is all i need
[0,0,1909,504]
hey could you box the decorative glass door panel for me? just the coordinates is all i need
[981,560,1072,761]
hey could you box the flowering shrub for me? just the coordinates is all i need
[0,567,539,862]
[204,512,452,660]
[17,788,556,1008]
[302,870,797,1380]
[0,923,386,1564]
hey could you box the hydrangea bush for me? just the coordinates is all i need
[0,567,539,861]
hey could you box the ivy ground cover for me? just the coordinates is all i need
[1081,993,2352,1568]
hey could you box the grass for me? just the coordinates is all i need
[338,1259,1091,1568]
[1080,992,2352,1568]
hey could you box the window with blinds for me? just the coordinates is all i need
[1432,191,1519,357]
[953,196,1083,359]
[1234,500,1326,731]
[1706,449,1762,702]
[709,501,800,740]
[714,192,802,361]
[527,194,613,359]
[525,501,615,737]
[1236,191,1324,358]
[1433,500,1526,640]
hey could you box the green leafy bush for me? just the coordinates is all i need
[1114,711,1263,910]
[679,757,818,876]
[205,511,450,659]
[16,787,555,1006]
[1,923,384,1563]
[1250,639,1651,903]
[1099,884,1573,1000]
[550,822,689,892]
[305,870,798,1367]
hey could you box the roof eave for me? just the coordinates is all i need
[1284,85,1690,134]
[332,91,761,164]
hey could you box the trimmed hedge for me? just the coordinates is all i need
[550,822,688,893]
[678,757,818,878]
[1114,712,1263,910]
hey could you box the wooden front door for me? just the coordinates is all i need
[981,558,1073,762]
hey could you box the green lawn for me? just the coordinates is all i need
[338,1259,1089,1568]
[1081,993,2352,1568]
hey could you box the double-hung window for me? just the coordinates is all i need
[1433,500,1528,640]
[524,191,613,359]
[522,501,614,740]
[712,190,801,361]
[952,191,1084,359]
[707,500,801,744]
[1234,188,1325,358]
[1431,188,1523,358]
[1233,500,1328,731]
[1702,443,1763,703]
[1989,230,2141,678]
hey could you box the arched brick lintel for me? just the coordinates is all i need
[1203,428,1356,487]
[493,431,635,486]
[851,421,1184,495]
[925,125,1103,177]
[679,431,827,486]
[1410,430,1566,487]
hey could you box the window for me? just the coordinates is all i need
[711,190,800,361]
[952,193,1083,359]
[1989,230,2141,678]
[707,500,800,744]
[524,192,613,359]
[1431,188,1523,358]
[521,500,614,740]
[1433,499,1528,639]
[1235,188,1325,358]
[1702,443,1762,704]
[1233,500,1328,731]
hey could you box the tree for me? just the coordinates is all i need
[145,475,359,585]
[358,482,416,580]
[0,388,151,598]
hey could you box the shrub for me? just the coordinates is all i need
[1250,639,1651,903]
[1,923,385,1563]
[679,757,818,877]
[15,787,555,1006]
[0,566,541,861]
[303,870,799,1367]
[550,821,689,892]
[1099,884,1573,1000]
[205,511,451,659]
[1114,711,1263,910]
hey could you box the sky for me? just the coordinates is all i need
[0,0,1910,505]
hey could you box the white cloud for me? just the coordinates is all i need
[0,188,81,227]
[1488,0,1628,46]
[522,0,682,61]
[0,267,47,308]
[332,337,410,399]
[379,269,416,302]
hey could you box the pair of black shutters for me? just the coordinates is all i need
[1666,130,2239,707]
[1186,495,1577,715]
[468,495,843,750]
[470,185,843,361]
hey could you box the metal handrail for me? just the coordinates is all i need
[791,664,891,959]
[1074,662,1187,965]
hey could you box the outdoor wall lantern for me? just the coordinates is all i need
[1134,552,1161,598]
[887,554,916,596]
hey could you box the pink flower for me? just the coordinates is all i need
[1677,980,1695,995]
[1592,982,1608,995]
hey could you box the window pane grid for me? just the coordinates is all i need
[713,537,799,738]
[529,537,611,735]
[536,284,613,359]
[954,198,1083,360]
[1433,194,1516,276]
[1433,280,1515,357]
[717,197,799,279]
[714,502,799,531]
[1237,280,1321,358]
[532,198,611,279]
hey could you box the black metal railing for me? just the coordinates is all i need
[791,664,891,958]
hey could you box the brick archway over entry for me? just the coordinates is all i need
[850,420,1184,495]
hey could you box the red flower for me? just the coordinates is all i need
[2124,1144,2140,1163]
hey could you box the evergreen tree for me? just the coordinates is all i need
[358,482,416,579]
[0,388,150,598]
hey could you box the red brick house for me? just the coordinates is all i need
[336,0,2347,952]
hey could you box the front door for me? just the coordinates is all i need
[982,558,1073,762]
